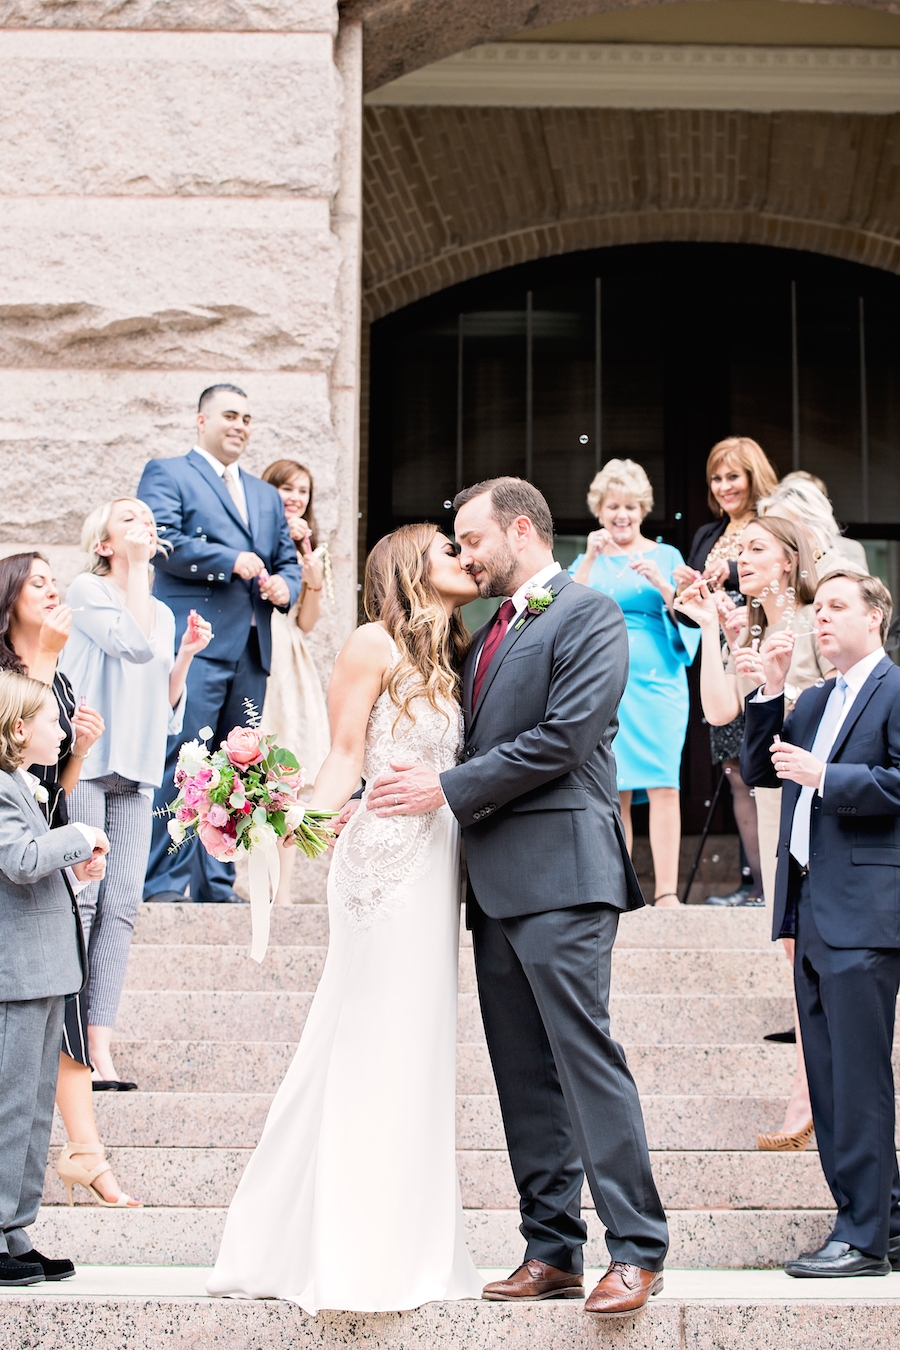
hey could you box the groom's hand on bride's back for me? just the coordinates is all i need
[368,762,445,816]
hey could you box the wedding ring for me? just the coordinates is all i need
[394,794,399,806]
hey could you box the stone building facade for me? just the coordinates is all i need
[3,0,900,673]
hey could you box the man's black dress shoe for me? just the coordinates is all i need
[785,1240,890,1277]
[888,1233,900,1271]
[143,891,187,903]
[764,1029,797,1043]
[0,1253,43,1285]
[205,892,248,905]
[14,1249,74,1281]
[92,1079,138,1092]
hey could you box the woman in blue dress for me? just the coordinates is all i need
[571,459,700,907]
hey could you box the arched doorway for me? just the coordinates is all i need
[368,239,900,828]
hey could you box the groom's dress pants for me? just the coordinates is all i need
[469,894,668,1272]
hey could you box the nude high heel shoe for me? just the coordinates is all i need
[757,1120,814,1152]
[55,1141,142,1207]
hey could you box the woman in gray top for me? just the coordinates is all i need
[61,498,211,1087]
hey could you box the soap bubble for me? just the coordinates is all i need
[770,579,780,592]
[750,625,762,636]
[579,434,589,444]
[443,500,452,509]
[815,678,825,687]
[776,596,785,606]
[751,598,761,608]
[800,570,809,578]
[724,767,732,775]
[786,587,795,599]
[749,788,756,797]
[711,854,719,863]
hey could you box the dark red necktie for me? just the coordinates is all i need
[472,599,516,706]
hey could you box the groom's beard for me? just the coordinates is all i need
[475,540,519,599]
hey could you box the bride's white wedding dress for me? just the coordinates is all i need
[207,637,482,1312]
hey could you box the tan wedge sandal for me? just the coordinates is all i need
[757,1120,814,1152]
[55,1141,142,1207]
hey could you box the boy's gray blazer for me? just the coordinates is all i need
[441,570,645,919]
[0,770,90,1001]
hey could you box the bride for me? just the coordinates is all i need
[207,524,483,1312]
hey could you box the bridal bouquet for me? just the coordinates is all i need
[163,704,336,961]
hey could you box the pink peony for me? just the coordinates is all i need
[197,814,237,862]
[176,804,194,823]
[194,766,214,785]
[182,781,207,810]
[223,727,264,769]
[207,802,229,828]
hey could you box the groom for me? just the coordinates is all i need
[368,477,668,1317]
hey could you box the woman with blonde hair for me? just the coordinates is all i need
[259,459,330,903]
[60,499,211,1093]
[209,523,483,1311]
[570,459,699,906]
[757,475,869,576]
[674,437,779,906]
[676,515,833,1152]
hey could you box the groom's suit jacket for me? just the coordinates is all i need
[138,449,303,674]
[441,570,644,920]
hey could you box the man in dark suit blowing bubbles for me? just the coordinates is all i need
[138,385,303,904]
[742,570,900,1277]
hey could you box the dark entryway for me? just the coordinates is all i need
[367,241,900,830]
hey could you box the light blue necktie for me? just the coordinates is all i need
[789,674,848,868]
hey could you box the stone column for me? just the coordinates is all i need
[0,0,362,675]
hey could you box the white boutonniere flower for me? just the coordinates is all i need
[34,785,49,805]
[515,585,555,630]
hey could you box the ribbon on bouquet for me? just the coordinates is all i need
[247,835,281,964]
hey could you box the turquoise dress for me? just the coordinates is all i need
[569,545,700,800]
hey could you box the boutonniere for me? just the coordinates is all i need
[515,585,555,630]
[34,785,49,805]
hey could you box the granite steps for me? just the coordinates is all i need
[34,899,862,1270]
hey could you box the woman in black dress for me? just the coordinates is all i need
[0,553,141,1207]
[673,437,779,906]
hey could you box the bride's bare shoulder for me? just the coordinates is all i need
[336,623,394,669]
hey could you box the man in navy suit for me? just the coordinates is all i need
[138,384,303,903]
[742,570,900,1277]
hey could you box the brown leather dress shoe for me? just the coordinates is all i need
[482,1259,584,1301]
[584,1261,664,1316]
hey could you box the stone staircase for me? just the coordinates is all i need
[30,896,873,1270]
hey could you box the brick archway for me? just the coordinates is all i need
[341,0,900,91]
[362,105,900,322]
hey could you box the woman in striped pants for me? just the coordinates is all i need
[62,499,211,1087]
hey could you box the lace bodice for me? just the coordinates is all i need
[330,637,462,929]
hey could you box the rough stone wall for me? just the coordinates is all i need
[0,7,362,681]
[362,105,900,320]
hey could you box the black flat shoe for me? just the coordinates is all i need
[14,1249,74,1281]
[704,884,753,907]
[143,891,187,903]
[785,1240,890,1278]
[92,1080,138,1092]
[0,1253,43,1285]
[764,1028,797,1043]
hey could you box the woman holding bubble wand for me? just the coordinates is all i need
[675,516,832,1152]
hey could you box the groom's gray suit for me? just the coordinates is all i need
[440,569,668,1273]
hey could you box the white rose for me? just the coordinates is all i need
[248,822,278,850]
[34,785,49,805]
[284,801,307,830]
[167,818,186,844]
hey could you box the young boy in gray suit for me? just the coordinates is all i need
[0,672,109,1285]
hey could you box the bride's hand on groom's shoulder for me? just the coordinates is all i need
[367,762,445,816]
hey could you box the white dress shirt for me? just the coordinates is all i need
[193,446,249,523]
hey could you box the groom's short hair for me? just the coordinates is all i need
[454,477,554,546]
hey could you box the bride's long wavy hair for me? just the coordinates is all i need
[363,523,471,728]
